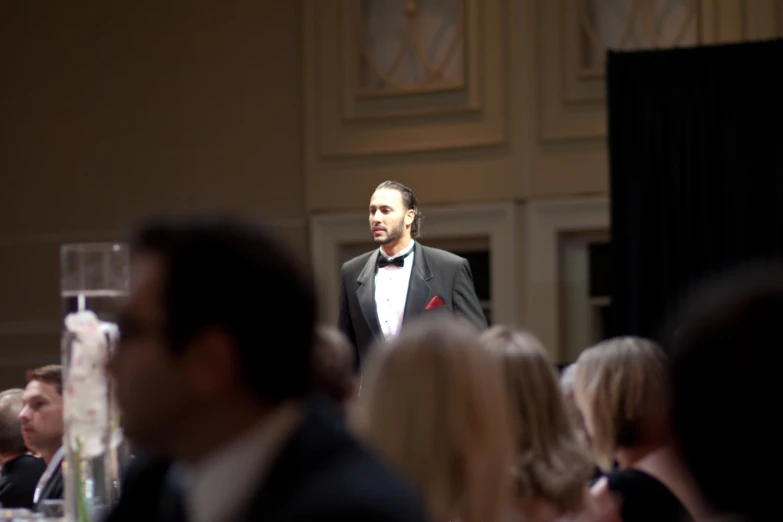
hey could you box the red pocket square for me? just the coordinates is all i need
[425,296,444,310]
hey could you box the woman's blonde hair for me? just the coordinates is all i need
[481,326,594,514]
[573,336,669,471]
[353,318,514,522]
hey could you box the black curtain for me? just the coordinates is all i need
[607,39,783,342]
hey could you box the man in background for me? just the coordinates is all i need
[106,216,429,522]
[0,388,45,509]
[19,365,65,510]
[338,181,487,370]
[310,325,360,410]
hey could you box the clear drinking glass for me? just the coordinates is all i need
[60,243,129,522]
[60,243,129,321]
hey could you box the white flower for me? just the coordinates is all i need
[63,311,115,459]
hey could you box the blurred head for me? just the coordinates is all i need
[573,337,669,471]
[353,317,514,522]
[369,181,422,246]
[310,325,358,408]
[108,216,316,458]
[559,363,576,392]
[19,365,64,461]
[559,363,590,445]
[481,327,593,514]
[0,389,28,459]
[668,264,783,519]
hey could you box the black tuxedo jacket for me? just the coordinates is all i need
[338,242,487,369]
[0,455,45,509]
[105,396,431,522]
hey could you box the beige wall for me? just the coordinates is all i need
[302,0,618,214]
[305,0,783,211]
[1,1,781,386]
[0,1,305,387]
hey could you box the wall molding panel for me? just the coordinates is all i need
[305,0,508,158]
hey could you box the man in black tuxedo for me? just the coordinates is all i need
[338,181,487,370]
[105,216,430,522]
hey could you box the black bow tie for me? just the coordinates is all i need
[378,250,412,268]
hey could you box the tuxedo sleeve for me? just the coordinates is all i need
[452,259,488,331]
[337,269,359,370]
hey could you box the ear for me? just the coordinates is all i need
[182,327,240,397]
[405,208,415,227]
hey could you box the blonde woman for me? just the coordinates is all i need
[481,327,596,522]
[573,337,705,522]
[353,317,514,522]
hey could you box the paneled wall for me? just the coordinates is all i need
[305,0,783,359]
[1,1,780,386]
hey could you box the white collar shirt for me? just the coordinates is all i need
[374,240,415,341]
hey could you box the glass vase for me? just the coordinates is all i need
[60,243,129,522]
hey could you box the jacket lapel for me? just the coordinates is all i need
[404,243,434,320]
[356,252,382,337]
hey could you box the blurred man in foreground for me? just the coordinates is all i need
[106,216,430,522]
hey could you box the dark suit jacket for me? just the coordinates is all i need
[338,242,487,369]
[0,454,45,509]
[33,458,63,510]
[105,396,431,522]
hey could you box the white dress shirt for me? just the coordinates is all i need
[184,401,302,522]
[375,240,415,341]
[33,445,64,504]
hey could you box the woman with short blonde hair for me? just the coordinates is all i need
[353,318,514,522]
[573,337,703,521]
[481,326,595,522]
[573,337,668,472]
